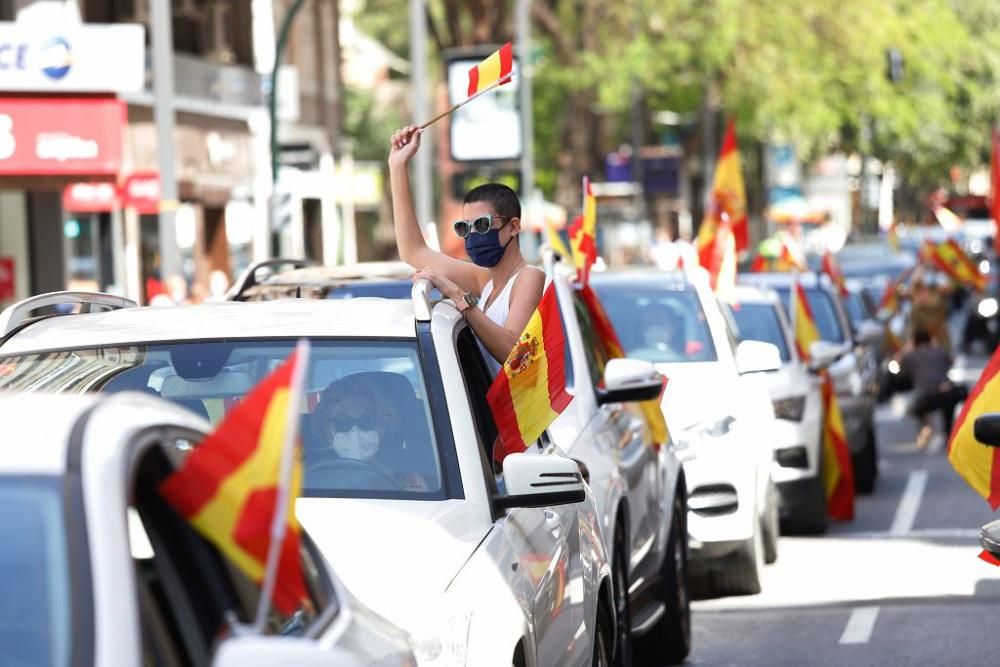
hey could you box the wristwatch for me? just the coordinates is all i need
[459,291,479,313]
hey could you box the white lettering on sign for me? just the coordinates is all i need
[127,178,160,200]
[69,182,116,202]
[0,114,14,159]
[35,133,99,162]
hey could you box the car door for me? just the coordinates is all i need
[452,325,587,666]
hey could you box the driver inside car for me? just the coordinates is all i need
[307,375,429,492]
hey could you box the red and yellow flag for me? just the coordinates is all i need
[948,346,1000,508]
[821,372,855,520]
[877,278,901,320]
[578,284,670,447]
[159,350,309,616]
[710,119,749,251]
[467,42,514,97]
[922,239,986,291]
[792,281,821,361]
[488,284,573,460]
[696,215,737,300]
[822,251,848,297]
[774,231,807,272]
[569,177,598,286]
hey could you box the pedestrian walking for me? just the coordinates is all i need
[899,328,967,449]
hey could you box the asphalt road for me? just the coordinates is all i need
[686,351,1000,666]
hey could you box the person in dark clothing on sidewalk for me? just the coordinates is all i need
[900,329,968,449]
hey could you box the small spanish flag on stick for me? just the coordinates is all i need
[159,342,312,624]
[822,250,848,297]
[488,283,572,462]
[568,176,598,286]
[791,281,821,361]
[420,42,514,130]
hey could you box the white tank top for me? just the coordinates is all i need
[477,266,542,374]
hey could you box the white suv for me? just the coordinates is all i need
[0,289,612,667]
[0,391,415,666]
[592,269,781,596]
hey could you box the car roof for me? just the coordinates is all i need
[730,284,780,305]
[239,261,415,299]
[590,268,697,288]
[737,272,826,290]
[0,393,98,474]
[0,298,419,355]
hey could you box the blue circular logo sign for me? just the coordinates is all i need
[40,37,72,80]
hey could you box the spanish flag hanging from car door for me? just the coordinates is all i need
[488,283,573,462]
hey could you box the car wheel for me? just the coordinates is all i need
[637,494,691,665]
[611,530,632,667]
[713,524,763,596]
[593,605,612,667]
[853,427,878,495]
[761,482,780,565]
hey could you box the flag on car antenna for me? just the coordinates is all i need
[821,251,848,297]
[947,345,1000,509]
[569,176,598,286]
[158,341,312,624]
[820,372,855,520]
[791,280,820,361]
[488,284,572,462]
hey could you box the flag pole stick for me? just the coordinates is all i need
[418,73,515,130]
[253,339,311,632]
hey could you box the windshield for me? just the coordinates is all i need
[0,341,448,501]
[324,282,414,299]
[593,284,718,363]
[728,302,791,362]
[775,287,847,343]
[0,477,72,667]
[843,292,870,328]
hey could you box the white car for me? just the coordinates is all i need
[592,270,781,596]
[727,285,829,533]
[0,391,415,667]
[0,289,614,667]
[544,253,690,664]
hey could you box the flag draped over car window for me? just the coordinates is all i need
[488,284,573,461]
[920,239,986,291]
[821,251,848,297]
[568,176,598,286]
[821,373,855,520]
[159,345,311,617]
[948,347,1000,509]
[467,41,514,97]
[791,282,820,361]
[578,284,670,448]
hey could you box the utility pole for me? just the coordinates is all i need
[150,0,182,280]
[516,0,534,207]
[409,0,433,228]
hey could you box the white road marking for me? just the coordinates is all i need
[844,527,978,540]
[839,606,880,645]
[889,470,929,536]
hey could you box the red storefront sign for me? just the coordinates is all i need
[0,97,125,176]
[62,181,120,212]
[122,171,161,214]
[0,257,15,302]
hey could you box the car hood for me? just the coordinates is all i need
[766,363,814,400]
[296,498,489,627]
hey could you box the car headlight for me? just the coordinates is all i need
[411,608,472,666]
[887,359,901,375]
[978,297,998,319]
[772,395,806,422]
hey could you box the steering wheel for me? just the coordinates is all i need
[306,453,402,491]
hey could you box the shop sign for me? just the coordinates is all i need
[122,171,161,214]
[0,23,144,93]
[62,181,119,212]
[0,98,124,176]
[0,257,14,302]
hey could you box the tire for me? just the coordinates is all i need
[611,532,632,667]
[761,482,780,565]
[593,604,612,667]
[713,525,763,596]
[636,495,691,665]
[783,475,828,535]
[853,427,878,495]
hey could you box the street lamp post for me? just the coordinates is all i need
[409,0,433,230]
[269,0,309,190]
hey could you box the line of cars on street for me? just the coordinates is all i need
[0,246,905,666]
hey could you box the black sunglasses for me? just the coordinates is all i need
[453,215,511,239]
[331,412,378,432]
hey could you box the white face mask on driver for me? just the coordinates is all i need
[331,425,380,460]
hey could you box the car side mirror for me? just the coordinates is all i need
[808,340,843,371]
[855,319,884,346]
[596,358,664,405]
[493,452,587,511]
[212,637,364,667]
[735,340,781,375]
[981,518,1000,561]
[974,414,1000,447]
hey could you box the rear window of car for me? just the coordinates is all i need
[728,302,791,362]
[0,340,452,501]
[774,287,847,343]
[0,477,72,667]
[592,284,718,363]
